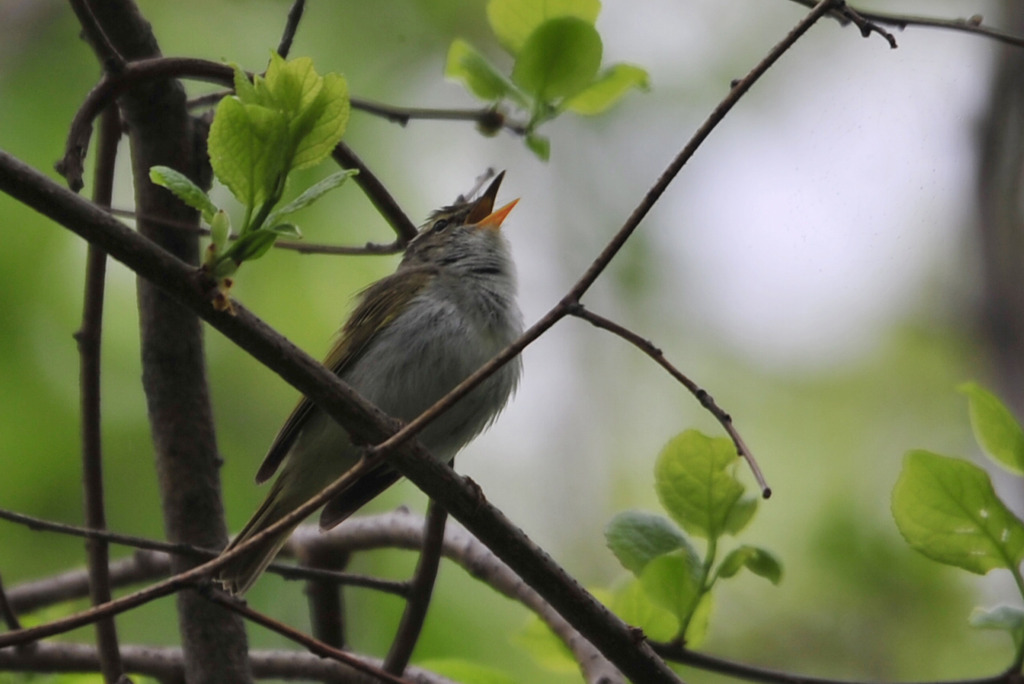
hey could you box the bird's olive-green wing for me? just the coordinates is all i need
[254,266,437,484]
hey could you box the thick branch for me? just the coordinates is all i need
[0,642,455,684]
[73,2,252,682]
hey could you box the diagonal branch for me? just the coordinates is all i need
[276,0,305,59]
[203,590,413,684]
[568,304,769,496]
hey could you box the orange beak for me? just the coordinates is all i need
[476,199,519,231]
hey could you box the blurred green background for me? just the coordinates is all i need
[0,0,1017,682]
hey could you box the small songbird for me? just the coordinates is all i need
[216,172,523,595]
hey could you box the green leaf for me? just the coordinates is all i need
[892,450,1024,574]
[290,71,350,170]
[149,166,218,223]
[605,510,688,575]
[267,223,301,239]
[525,133,550,160]
[960,382,1024,474]
[488,0,601,55]
[611,578,679,642]
[208,96,289,208]
[512,17,602,102]
[446,39,520,103]
[970,605,1024,633]
[232,65,257,103]
[718,545,783,584]
[225,230,278,264]
[563,63,649,115]
[722,496,758,535]
[211,56,349,211]
[655,430,745,540]
[639,551,702,625]
[269,169,357,223]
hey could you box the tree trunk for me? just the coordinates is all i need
[77,2,253,681]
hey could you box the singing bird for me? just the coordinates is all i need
[217,173,523,594]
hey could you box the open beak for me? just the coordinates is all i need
[476,198,519,231]
[465,170,506,224]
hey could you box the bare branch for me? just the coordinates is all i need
[383,501,447,675]
[0,642,457,684]
[652,641,1015,684]
[294,512,626,684]
[276,0,305,58]
[787,0,1024,49]
[75,103,127,684]
[0,508,408,606]
[0,571,24,632]
[569,304,770,497]
[331,142,419,242]
[204,590,413,684]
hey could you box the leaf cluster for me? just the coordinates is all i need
[446,0,649,159]
[604,430,781,646]
[892,383,1024,666]
[149,53,354,305]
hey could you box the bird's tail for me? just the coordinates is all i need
[215,479,302,596]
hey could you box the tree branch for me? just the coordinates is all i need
[383,501,447,675]
[276,0,305,58]
[74,103,126,684]
[203,590,413,684]
[786,0,1024,48]
[0,642,457,684]
[569,304,769,496]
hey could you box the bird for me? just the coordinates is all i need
[216,172,523,595]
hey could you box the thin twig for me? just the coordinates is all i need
[652,642,1015,684]
[383,500,448,674]
[831,1,898,47]
[203,589,413,684]
[350,99,524,135]
[569,304,770,497]
[56,57,238,190]
[0,571,23,632]
[107,205,405,256]
[275,239,404,256]
[332,142,419,242]
[0,507,408,604]
[276,0,306,58]
[75,103,127,684]
[786,0,1024,49]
